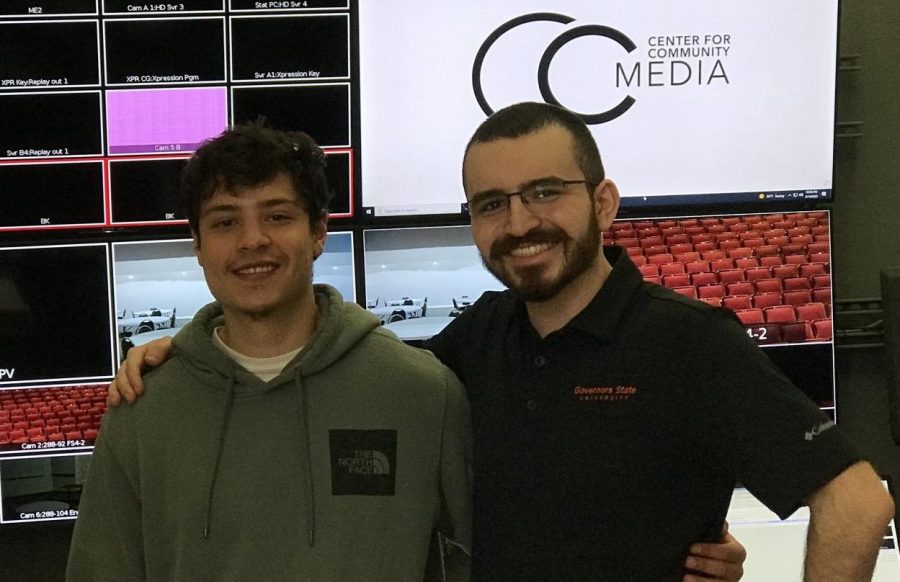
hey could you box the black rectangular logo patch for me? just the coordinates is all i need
[329,429,397,496]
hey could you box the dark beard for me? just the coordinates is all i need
[481,214,601,302]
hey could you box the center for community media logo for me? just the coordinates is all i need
[473,12,732,125]
[336,449,391,475]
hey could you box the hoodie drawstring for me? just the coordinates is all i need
[202,375,235,540]
[296,370,316,546]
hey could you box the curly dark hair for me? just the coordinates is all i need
[182,122,331,237]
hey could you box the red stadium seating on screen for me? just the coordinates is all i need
[640,236,664,248]
[639,264,660,277]
[733,257,760,270]
[772,264,800,279]
[673,286,698,299]
[753,292,784,309]
[728,247,755,259]
[648,253,675,265]
[755,245,780,257]
[688,229,710,240]
[716,233,739,243]
[660,262,686,275]
[719,239,741,251]
[736,308,765,325]
[812,288,832,308]
[800,263,828,277]
[697,284,726,299]
[717,268,743,284]
[784,254,808,265]
[703,250,728,261]
[723,295,752,311]
[663,274,691,288]
[674,252,702,263]
[813,319,833,340]
[692,272,718,286]
[783,289,813,306]
[685,260,711,274]
[812,274,831,289]
[745,267,772,282]
[796,302,828,323]
[739,230,764,241]
[759,255,784,267]
[727,281,754,296]
[781,322,812,343]
[765,305,797,323]
[754,278,783,293]
[807,242,830,254]
[784,277,813,291]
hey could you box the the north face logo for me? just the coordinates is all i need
[337,450,391,475]
[330,430,396,496]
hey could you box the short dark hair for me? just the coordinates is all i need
[463,102,605,186]
[182,122,331,235]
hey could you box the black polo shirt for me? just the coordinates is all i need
[428,246,861,582]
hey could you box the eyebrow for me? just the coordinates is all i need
[201,197,302,216]
[468,176,564,202]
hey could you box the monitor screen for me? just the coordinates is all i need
[0,451,92,524]
[0,243,115,387]
[359,0,838,217]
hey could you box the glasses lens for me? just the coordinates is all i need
[524,180,567,204]
[471,195,508,218]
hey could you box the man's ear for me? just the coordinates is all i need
[592,179,621,232]
[192,231,203,266]
[313,214,328,259]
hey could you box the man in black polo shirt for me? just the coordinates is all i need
[108,103,892,580]
[426,102,893,580]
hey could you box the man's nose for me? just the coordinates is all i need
[238,219,271,250]
[504,195,541,237]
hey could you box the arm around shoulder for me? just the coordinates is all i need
[803,461,895,582]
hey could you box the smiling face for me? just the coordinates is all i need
[464,124,619,302]
[193,172,327,322]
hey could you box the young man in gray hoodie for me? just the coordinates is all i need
[67,124,471,581]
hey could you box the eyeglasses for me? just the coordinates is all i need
[467,179,597,220]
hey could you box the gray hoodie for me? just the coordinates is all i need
[67,285,471,582]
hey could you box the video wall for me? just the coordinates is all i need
[0,0,842,526]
